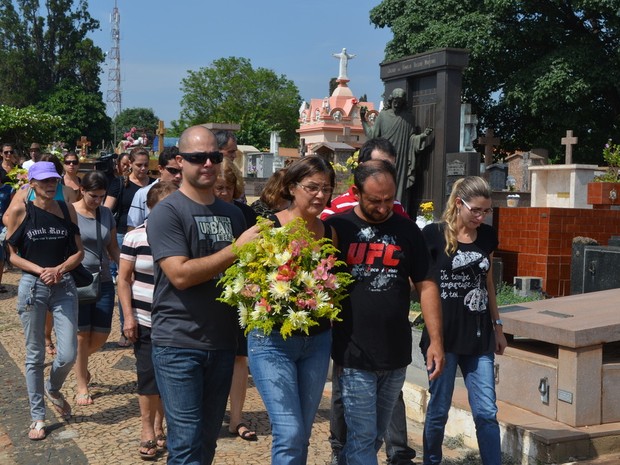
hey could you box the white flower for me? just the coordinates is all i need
[274,250,292,266]
[238,302,249,327]
[269,280,292,299]
[299,270,316,288]
[287,309,310,329]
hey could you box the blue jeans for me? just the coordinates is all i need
[423,352,501,465]
[338,366,407,465]
[152,345,235,465]
[248,328,331,465]
[17,273,78,421]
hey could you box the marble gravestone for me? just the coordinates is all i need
[379,48,470,214]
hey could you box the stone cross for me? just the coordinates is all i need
[156,120,166,153]
[76,136,91,157]
[477,129,500,166]
[561,130,578,164]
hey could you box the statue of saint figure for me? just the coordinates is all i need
[332,48,356,81]
[361,88,433,214]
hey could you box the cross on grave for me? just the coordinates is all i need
[477,128,500,166]
[76,136,91,157]
[561,130,578,164]
[156,120,166,153]
[336,127,359,144]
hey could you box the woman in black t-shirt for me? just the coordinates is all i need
[4,162,84,440]
[420,176,507,465]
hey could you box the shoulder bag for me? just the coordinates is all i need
[57,201,94,289]
[77,208,102,305]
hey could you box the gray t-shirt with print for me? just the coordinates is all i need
[147,190,246,351]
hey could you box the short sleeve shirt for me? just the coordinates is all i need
[326,210,430,371]
[147,190,247,350]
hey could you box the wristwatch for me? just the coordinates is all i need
[494,319,503,326]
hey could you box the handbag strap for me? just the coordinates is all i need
[95,207,102,266]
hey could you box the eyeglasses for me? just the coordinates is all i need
[297,183,334,196]
[179,151,223,165]
[163,166,181,175]
[461,199,493,217]
[3,150,14,155]
[64,160,79,165]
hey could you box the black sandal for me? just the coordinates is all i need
[139,440,158,460]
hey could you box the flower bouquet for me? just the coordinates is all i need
[6,166,28,190]
[218,216,353,339]
[415,201,434,229]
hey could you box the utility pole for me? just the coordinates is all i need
[106,0,122,148]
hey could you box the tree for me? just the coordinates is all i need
[113,108,160,143]
[37,84,111,151]
[0,0,109,149]
[176,57,302,148]
[0,105,63,147]
[369,0,620,163]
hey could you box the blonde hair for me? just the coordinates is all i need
[441,176,492,255]
[217,158,245,199]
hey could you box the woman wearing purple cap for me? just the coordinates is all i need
[3,161,84,440]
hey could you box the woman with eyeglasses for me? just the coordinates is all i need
[247,155,337,464]
[72,171,120,406]
[0,143,16,183]
[62,152,82,199]
[104,147,155,346]
[4,161,84,440]
[420,176,506,465]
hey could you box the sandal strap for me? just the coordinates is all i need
[30,421,45,431]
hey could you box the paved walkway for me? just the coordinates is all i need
[1,269,618,465]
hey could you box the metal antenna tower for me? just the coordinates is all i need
[106,1,121,122]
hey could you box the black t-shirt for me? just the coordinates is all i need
[421,222,498,355]
[8,201,79,272]
[107,176,156,234]
[326,210,430,371]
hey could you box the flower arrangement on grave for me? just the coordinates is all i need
[415,201,435,229]
[247,163,257,177]
[593,140,620,182]
[6,166,28,189]
[218,216,353,339]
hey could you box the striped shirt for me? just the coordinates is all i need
[120,223,154,327]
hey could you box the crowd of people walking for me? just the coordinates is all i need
[0,132,504,465]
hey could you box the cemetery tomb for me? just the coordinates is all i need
[496,288,620,427]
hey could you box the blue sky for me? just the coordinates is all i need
[88,0,393,125]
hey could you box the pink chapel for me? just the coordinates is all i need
[297,47,378,160]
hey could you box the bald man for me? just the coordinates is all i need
[147,126,259,464]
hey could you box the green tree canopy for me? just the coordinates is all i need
[0,105,63,147]
[0,0,110,149]
[37,84,111,151]
[113,108,160,143]
[370,0,620,163]
[175,56,302,149]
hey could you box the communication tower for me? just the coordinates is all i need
[106,1,121,120]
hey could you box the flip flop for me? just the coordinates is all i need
[156,433,167,450]
[231,423,257,441]
[45,343,56,355]
[45,388,71,421]
[28,421,46,440]
[76,393,93,406]
[139,440,158,460]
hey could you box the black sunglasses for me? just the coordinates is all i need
[163,166,181,175]
[64,160,79,165]
[179,151,223,165]
[3,150,14,155]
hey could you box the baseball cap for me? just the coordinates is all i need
[28,161,62,181]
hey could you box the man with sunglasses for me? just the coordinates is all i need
[126,146,182,231]
[147,125,260,465]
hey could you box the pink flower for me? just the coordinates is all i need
[241,284,260,298]
[276,263,297,281]
[256,298,271,313]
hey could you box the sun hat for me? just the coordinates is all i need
[28,161,62,181]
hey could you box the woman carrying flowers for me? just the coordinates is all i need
[230,156,342,464]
